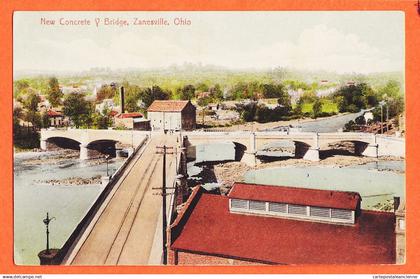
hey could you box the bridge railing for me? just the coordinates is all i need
[376,134,405,142]
[56,135,149,265]
[168,146,185,225]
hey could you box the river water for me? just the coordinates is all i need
[14,151,124,265]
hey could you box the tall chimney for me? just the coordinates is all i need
[120,86,125,114]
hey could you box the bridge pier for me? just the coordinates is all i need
[295,142,320,162]
[361,144,378,158]
[241,151,258,167]
[40,139,47,150]
[240,133,260,167]
[79,144,89,160]
[303,148,320,162]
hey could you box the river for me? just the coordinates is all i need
[14,151,124,265]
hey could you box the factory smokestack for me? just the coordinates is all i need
[120,86,125,114]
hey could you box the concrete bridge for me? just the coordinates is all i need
[40,128,150,159]
[40,128,404,166]
[182,131,404,166]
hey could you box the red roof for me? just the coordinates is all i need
[170,187,396,264]
[228,183,361,210]
[118,112,143,118]
[109,110,119,117]
[47,109,62,117]
[147,100,191,112]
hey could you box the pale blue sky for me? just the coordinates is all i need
[13,11,404,74]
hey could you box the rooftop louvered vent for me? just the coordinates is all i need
[229,198,355,225]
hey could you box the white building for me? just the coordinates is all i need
[147,100,196,132]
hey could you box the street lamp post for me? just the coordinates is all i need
[42,212,55,255]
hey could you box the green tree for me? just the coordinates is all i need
[229,82,249,100]
[237,102,258,122]
[209,84,223,101]
[197,96,211,107]
[20,90,41,129]
[379,80,401,100]
[333,83,373,113]
[196,82,209,93]
[312,98,322,119]
[63,93,92,128]
[13,79,30,97]
[294,98,303,116]
[40,112,50,128]
[261,83,286,99]
[140,86,171,108]
[92,112,112,129]
[46,77,63,107]
[13,107,23,135]
[179,84,195,100]
[121,82,142,112]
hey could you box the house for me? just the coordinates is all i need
[47,109,65,127]
[114,112,150,130]
[168,183,397,265]
[147,100,196,132]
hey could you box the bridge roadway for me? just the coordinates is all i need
[65,134,178,265]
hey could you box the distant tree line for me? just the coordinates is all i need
[13,75,404,130]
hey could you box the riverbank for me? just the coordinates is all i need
[35,175,102,186]
[210,155,404,194]
[20,150,79,165]
[19,149,123,167]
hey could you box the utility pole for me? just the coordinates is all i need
[379,101,385,134]
[154,145,175,265]
[381,105,383,134]
[105,154,110,176]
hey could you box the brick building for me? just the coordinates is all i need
[147,100,196,132]
[114,112,150,130]
[168,183,397,265]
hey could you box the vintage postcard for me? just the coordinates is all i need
[2,0,420,277]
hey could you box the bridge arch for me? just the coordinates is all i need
[85,139,120,158]
[184,139,248,163]
[319,140,377,159]
[256,139,311,162]
[41,136,81,151]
